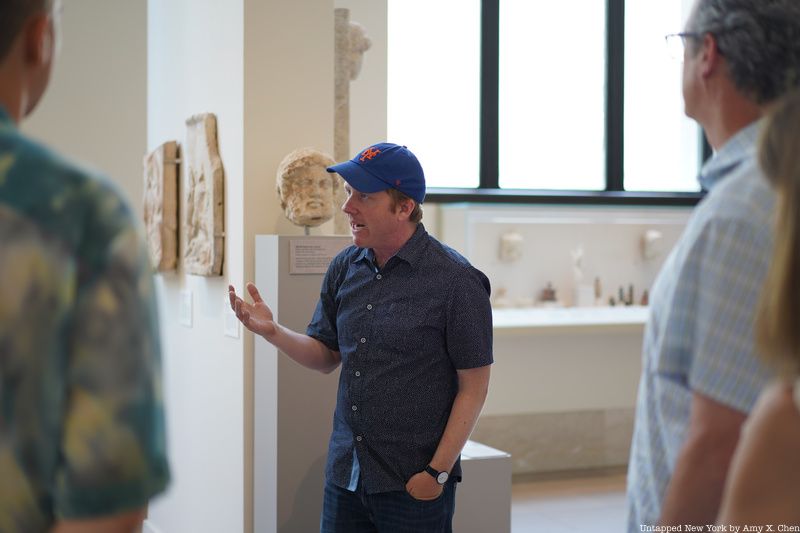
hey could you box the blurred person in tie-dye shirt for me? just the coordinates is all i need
[0,1,169,532]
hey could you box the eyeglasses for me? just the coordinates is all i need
[664,32,703,62]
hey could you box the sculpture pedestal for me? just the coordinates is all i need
[254,235,352,533]
[454,440,512,533]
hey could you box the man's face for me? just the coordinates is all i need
[341,184,403,250]
[681,3,703,121]
[280,164,335,227]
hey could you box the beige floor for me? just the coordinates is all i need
[511,470,627,532]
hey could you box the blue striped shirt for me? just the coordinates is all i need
[626,122,776,529]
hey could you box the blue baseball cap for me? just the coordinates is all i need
[326,142,426,204]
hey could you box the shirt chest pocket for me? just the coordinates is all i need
[377,297,442,351]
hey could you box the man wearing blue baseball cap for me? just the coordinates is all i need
[230,142,493,532]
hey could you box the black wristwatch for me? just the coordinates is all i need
[424,464,449,485]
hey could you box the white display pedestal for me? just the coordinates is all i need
[454,440,513,533]
[254,235,352,533]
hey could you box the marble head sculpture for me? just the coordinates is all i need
[276,148,339,227]
[348,21,372,80]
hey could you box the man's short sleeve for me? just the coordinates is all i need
[306,255,343,352]
[445,267,493,369]
[55,209,169,518]
[688,217,775,413]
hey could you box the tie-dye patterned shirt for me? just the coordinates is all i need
[0,106,169,532]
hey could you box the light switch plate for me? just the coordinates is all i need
[179,290,192,327]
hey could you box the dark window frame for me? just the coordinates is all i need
[425,0,708,206]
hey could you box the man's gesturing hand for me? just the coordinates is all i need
[228,282,278,338]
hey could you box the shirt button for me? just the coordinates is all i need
[355,371,361,377]
[352,405,358,411]
[366,304,373,310]
[360,337,366,343]
[376,274,382,280]
[356,436,363,442]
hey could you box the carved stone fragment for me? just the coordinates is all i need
[143,141,178,272]
[183,113,224,276]
[334,8,372,234]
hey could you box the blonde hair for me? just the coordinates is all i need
[386,187,423,223]
[756,88,800,374]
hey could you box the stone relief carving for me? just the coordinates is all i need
[183,113,224,276]
[276,148,338,231]
[143,141,179,272]
[333,8,372,234]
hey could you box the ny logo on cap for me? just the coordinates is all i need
[360,147,381,162]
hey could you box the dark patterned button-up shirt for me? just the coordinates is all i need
[307,223,493,494]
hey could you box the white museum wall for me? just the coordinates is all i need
[146,1,246,532]
[22,0,147,216]
[242,0,335,531]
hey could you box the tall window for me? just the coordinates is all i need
[499,1,606,190]
[624,0,701,192]
[387,0,705,203]
[387,0,481,188]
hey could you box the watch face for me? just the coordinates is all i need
[437,472,448,484]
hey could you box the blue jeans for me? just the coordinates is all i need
[320,478,457,533]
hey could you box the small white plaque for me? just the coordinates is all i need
[289,238,346,274]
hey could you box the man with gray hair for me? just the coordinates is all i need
[626,0,800,529]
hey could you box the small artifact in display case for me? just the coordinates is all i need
[641,289,649,306]
[498,230,524,262]
[540,282,557,303]
[491,287,513,309]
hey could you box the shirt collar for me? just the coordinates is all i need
[354,223,428,270]
[393,223,427,268]
[698,120,762,191]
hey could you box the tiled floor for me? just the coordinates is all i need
[511,470,627,532]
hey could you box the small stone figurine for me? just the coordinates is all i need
[492,287,514,309]
[540,282,557,303]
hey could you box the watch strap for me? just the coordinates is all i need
[424,464,448,485]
